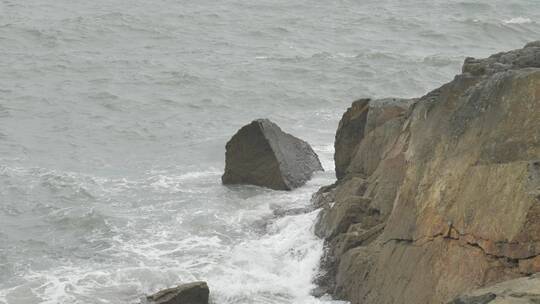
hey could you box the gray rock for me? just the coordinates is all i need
[222,119,323,190]
[447,273,540,304]
[448,293,497,304]
[146,282,209,304]
[462,41,540,76]
[525,41,540,48]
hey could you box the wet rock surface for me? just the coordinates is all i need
[146,282,209,304]
[314,42,540,304]
[222,119,323,190]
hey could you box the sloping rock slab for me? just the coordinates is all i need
[222,119,323,190]
[146,282,209,304]
[447,274,540,304]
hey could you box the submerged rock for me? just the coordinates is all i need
[314,41,540,304]
[146,282,209,304]
[222,119,323,190]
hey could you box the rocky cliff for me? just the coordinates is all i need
[314,42,540,304]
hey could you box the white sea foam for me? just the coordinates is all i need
[0,161,341,303]
[148,169,221,193]
[205,208,350,304]
[503,17,533,24]
[1,186,344,304]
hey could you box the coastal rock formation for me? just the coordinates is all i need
[146,282,209,304]
[447,274,540,304]
[314,42,540,304]
[314,97,414,294]
[222,119,323,190]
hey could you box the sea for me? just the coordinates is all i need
[0,0,539,303]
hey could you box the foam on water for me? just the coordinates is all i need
[0,163,341,304]
[209,211,328,304]
[503,17,533,24]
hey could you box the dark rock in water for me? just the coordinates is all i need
[222,119,323,190]
[310,286,328,298]
[146,282,209,304]
[272,206,312,217]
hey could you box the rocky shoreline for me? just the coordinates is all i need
[146,42,539,304]
[312,41,540,304]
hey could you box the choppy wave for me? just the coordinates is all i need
[0,164,338,303]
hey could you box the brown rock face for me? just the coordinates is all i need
[314,98,413,294]
[146,282,209,304]
[222,119,323,190]
[314,42,540,304]
[333,98,413,180]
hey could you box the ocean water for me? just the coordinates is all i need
[0,0,539,303]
